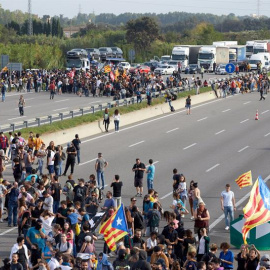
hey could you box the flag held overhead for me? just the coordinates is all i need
[235,171,252,189]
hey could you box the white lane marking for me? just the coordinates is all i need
[25,98,35,101]
[79,158,96,166]
[0,227,16,236]
[81,96,231,145]
[206,163,220,173]
[8,116,26,121]
[261,110,269,115]
[160,191,173,200]
[243,101,251,105]
[183,143,197,150]
[53,107,68,112]
[215,129,225,135]
[89,100,102,104]
[6,92,33,97]
[264,132,270,137]
[197,117,208,122]
[129,141,145,148]
[209,174,270,231]
[238,146,249,153]
[166,128,179,134]
[240,119,249,124]
[55,99,69,103]
[222,109,231,112]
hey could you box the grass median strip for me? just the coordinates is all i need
[17,86,212,138]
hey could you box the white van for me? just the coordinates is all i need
[248,53,270,70]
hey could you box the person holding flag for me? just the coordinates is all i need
[99,204,129,252]
[220,184,236,231]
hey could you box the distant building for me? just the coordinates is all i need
[63,26,82,38]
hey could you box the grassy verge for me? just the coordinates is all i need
[17,86,212,138]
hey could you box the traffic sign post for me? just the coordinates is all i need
[230,215,270,250]
[128,49,135,63]
[225,63,235,74]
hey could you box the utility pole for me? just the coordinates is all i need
[28,0,33,35]
[257,0,261,17]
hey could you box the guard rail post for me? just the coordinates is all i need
[23,120,28,128]
[91,106,95,114]
[70,111,74,118]
[124,99,128,106]
[59,113,63,121]
[36,118,40,127]
[131,97,135,104]
[79,109,84,116]
[99,105,102,111]
[10,124,15,132]
[48,115,52,124]
[116,100,119,107]
[107,103,111,109]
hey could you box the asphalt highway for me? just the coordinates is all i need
[0,87,269,259]
[0,73,232,128]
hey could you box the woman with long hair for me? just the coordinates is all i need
[62,222,74,245]
[125,207,134,236]
[113,109,120,132]
[188,180,195,219]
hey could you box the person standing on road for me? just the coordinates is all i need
[1,82,6,102]
[110,174,123,208]
[146,159,155,191]
[103,108,110,132]
[49,80,56,100]
[113,109,120,132]
[211,81,218,98]
[196,77,201,95]
[259,82,266,101]
[62,142,77,177]
[18,95,25,116]
[132,158,146,197]
[95,153,108,190]
[72,134,81,165]
[220,184,236,231]
[185,95,191,115]
[200,66,204,79]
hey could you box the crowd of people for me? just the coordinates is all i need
[0,128,268,270]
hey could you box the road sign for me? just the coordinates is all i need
[225,63,235,73]
[0,55,9,70]
[128,49,135,62]
[230,215,270,250]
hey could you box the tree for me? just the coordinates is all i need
[126,16,159,53]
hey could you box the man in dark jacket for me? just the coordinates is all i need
[113,249,130,269]
[132,250,151,270]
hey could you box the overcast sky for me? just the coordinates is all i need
[1,0,270,18]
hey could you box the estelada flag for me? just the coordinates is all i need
[242,176,270,243]
[99,204,128,251]
[235,171,252,189]
[104,65,111,73]
[110,71,115,82]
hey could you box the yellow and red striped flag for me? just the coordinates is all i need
[242,176,270,243]
[235,171,252,189]
[99,204,128,251]
[104,65,111,73]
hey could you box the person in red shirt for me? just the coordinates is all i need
[0,132,9,154]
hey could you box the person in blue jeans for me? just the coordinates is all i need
[8,182,19,227]
[1,82,6,102]
[95,153,108,189]
[72,134,81,165]
[146,159,155,191]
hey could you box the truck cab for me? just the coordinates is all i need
[171,46,189,69]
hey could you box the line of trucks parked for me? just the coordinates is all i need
[66,40,270,73]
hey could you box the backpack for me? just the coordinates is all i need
[97,187,103,203]
[149,211,160,230]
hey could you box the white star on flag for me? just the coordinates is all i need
[116,217,122,226]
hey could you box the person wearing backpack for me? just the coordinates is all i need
[56,233,72,255]
[147,203,161,236]
[73,178,87,208]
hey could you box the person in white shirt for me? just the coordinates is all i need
[220,184,236,231]
[43,191,54,213]
[146,231,157,262]
[56,234,72,255]
[48,252,62,270]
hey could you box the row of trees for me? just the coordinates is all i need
[5,18,63,37]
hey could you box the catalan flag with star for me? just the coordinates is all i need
[235,171,252,189]
[99,204,128,251]
[242,176,270,243]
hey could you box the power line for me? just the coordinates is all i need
[28,0,33,35]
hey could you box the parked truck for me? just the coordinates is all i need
[171,45,201,69]
[197,46,229,72]
[248,53,270,70]
[229,45,246,62]
[253,41,270,54]
[213,41,238,47]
